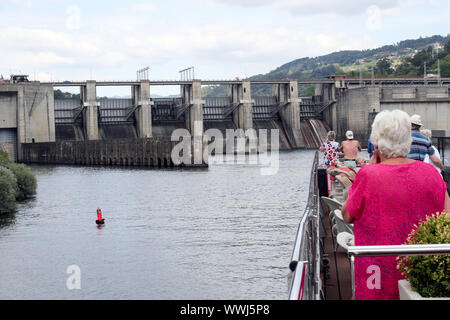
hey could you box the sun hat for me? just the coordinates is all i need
[346,131,354,139]
[410,114,423,127]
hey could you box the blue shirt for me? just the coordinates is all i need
[368,139,375,158]
[408,129,435,161]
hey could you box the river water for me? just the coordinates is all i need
[0,150,315,300]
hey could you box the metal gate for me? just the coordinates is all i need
[0,129,18,162]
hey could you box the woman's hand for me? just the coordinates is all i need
[369,149,381,165]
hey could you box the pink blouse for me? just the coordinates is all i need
[346,161,446,300]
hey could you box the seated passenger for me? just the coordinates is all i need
[340,131,362,169]
[341,109,450,300]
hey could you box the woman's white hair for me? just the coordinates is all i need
[421,129,432,140]
[370,109,412,159]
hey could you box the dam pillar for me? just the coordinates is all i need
[133,81,153,138]
[81,80,99,140]
[274,81,303,148]
[182,81,204,165]
[231,80,253,130]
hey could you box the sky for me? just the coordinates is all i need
[0,0,449,96]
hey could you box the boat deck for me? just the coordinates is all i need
[321,206,353,300]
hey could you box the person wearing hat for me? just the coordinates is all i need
[339,130,361,169]
[408,114,444,171]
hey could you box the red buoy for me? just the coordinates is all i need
[96,208,105,225]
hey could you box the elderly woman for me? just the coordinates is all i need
[342,109,450,300]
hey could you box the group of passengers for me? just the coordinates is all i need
[320,110,450,300]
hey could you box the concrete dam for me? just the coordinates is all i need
[1,76,450,168]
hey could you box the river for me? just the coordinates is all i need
[0,150,315,300]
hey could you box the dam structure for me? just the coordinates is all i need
[1,75,450,167]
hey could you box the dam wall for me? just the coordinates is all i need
[322,85,450,148]
[1,79,345,167]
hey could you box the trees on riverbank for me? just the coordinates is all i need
[0,151,37,214]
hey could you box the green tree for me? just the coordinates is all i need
[7,163,37,200]
[0,166,17,214]
[376,58,394,75]
[440,57,450,77]
[445,41,450,54]
[411,50,429,67]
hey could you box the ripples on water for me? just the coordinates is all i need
[0,150,315,300]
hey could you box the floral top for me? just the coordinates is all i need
[322,141,340,166]
[346,161,446,300]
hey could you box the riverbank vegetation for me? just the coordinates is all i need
[0,151,37,214]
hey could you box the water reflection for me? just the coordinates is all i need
[0,211,16,230]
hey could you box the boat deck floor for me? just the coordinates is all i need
[321,207,353,300]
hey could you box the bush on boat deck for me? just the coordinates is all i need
[397,212,450,298]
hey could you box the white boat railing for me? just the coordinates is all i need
[348,244,450,300]
[288,151,322,300]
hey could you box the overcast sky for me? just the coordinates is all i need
[0,0,449,95]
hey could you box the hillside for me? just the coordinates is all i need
[205,34,450,96]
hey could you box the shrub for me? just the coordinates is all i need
[397,212,450,298]
[7,163,37,200]
[0,166,18,214]
[0,150,11,165]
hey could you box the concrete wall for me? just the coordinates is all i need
[0,83,56,161]
[0,92,17,128]
[323,85,450,148]
[331,86,380,146]
[20,83,56,144]
[380,86,450,130]
[21,138,207,168]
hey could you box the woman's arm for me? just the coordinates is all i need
[342,201,355,224]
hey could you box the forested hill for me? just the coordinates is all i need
[251,34,450,80]
[205,34,450,96]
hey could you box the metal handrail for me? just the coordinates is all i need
[288,151,320,300]
[348,244,450,300]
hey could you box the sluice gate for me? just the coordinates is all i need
[53,94,328,151]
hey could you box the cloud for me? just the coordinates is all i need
[1,0,32,7]
[206,0,446,16]
[207,0,401,15]
[0,23,379,77]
